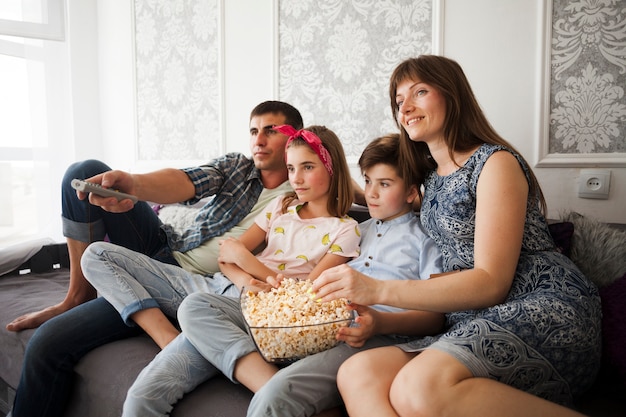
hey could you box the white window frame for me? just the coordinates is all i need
[0,0,65,41]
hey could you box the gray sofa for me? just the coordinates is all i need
[0,248,253,417]
[1,210,625,417]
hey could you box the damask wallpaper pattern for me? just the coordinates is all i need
[549,0,626,155]
[278,0,434,159]
[134,0,221,161]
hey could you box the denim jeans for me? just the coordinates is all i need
[10,159,172,417]
[81,242,238,324]
[122,333,221,417]
[60,159,168,261]
[178,292,402,417]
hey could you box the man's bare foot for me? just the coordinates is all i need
[6,304,71,332]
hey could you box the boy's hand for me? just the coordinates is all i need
[335,304,376,348]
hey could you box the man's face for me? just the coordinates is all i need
[249,113,290,172]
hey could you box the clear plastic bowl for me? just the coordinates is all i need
[240,288,354,363]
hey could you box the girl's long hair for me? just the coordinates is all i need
[281,125,354,217]
[390,55,546,214]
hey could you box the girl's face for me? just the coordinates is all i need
[363,163,417,222]
[395,78,446,145]
[286,144,331,204]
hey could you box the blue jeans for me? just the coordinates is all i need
[10,159,174,417]
[60,159,170,262]
[81,242,237,325]
[178,292,403,417]
[122,333,220,417]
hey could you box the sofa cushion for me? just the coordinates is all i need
[63,334,252,417]
[0,269,68,389]
[548,221,574,257]
[0,265,253,417]
[0,238,57,277]
[560,212,626,288]
[598,272,626,383]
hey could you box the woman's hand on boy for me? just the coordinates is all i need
[312,264,379,306]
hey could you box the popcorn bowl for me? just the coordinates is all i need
[240,279,354,364]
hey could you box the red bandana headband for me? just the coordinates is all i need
[274,125,334,176]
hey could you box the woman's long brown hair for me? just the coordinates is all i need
[390,55,546,214]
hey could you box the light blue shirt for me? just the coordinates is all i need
[348,211,443,313]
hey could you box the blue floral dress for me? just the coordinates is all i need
[398,144,601,406]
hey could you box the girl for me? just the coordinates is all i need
[312,55,601,417]
[120,124,361,416]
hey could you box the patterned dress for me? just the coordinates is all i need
[398,144,602,406]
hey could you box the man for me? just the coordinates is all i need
[7,101,303,417]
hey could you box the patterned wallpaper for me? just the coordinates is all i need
[134,0,221,161]
[278,0,434,160]
[549,0,626,155]
[132,1,624,162]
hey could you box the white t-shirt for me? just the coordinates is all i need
[253,195,361,279]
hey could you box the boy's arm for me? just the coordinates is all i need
[337,307,445,348]
[338,270,451,346]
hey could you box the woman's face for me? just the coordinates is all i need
[395,78,446,144]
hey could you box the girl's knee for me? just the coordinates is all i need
[178,292,209,322]
[83,241,116,259]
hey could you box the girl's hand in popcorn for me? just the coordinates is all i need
[335,304,376,348]
[311,264,380,306]
[246,274,286,294]
[245,277,273,294]
[265,273,285,289]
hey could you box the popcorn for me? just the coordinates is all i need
[241,278,353,362]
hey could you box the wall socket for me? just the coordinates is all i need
[578,169,611,199]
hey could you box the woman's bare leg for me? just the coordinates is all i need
[389,349,586,417]
[6,238,97,331]
[337,346,413,417]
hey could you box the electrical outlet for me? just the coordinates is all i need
[578,169,611,199]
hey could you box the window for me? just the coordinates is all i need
[0,0,65,40]
[0,0,70,247]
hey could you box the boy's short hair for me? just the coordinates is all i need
[358,134,419,189]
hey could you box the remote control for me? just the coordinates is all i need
[71,179,139,203]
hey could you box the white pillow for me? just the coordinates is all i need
[0,237,56,276]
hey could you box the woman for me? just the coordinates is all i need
[311,55,601,417]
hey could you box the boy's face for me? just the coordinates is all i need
[363,163,418,222]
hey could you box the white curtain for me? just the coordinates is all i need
[0,0,73,247]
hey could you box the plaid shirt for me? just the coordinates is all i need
[161,152,264,252]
